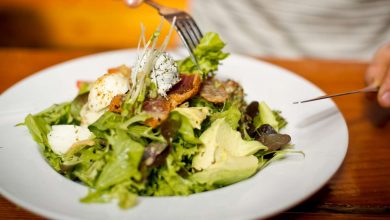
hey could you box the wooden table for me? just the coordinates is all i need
[1,48,389,219]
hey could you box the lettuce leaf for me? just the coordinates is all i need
[67,146,107,186]
[70,93,88,123]
[24,114,51,148]
[127,125,165,143]
[89,112,126,132]
[169,112,200,144]
[34,102,74,125]
[145,154,208,196]
[177,32,229,78]
[81,182,138,209]
[23,103,73,171]
[273,110,288,130]
[95,129,144,190]
[210,105,241,130]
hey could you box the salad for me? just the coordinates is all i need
[23,25,295,209]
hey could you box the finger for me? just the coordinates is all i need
[378,69,390,107]
[124,0,144,7]
[365,43,390,87]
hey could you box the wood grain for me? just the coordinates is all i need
[1,49,389,220]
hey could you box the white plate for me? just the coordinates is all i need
[0,50,348,220]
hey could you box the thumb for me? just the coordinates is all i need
[124,0,144,7]
[365,43,390,107]
[378,70,390,108]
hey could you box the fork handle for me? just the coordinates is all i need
[145,0,181,15]
[293,85,379,104]
[144,0,160,10]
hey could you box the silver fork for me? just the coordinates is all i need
[293,85,379,104]
[143,0,203,64]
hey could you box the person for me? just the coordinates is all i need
[124,0,390,108]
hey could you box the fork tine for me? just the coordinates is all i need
[143,0,203,65]
[176,20,197,51]
[164,12,203,48]
[176,29,198,65]
[177,20,199,49]
[181,19,201,46]
[174,20,199,65]
[185,17,203,42]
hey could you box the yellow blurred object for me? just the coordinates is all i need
[0,0,188,49]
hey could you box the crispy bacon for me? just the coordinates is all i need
[143,73,201,128]
[108,94,124,113]
[168,73,201,107]
[199,78,228,103]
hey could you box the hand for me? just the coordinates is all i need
[365,43,390,108]
[124,0,144,7]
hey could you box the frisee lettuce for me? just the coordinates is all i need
[177,32,229,79]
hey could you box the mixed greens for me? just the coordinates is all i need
[23,28,295,209]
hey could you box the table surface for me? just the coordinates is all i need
[0,48,389,220]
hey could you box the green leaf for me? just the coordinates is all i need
[74,159,106,187]
[89,112,126,131]
[119,113,150,129]
[253,101,279,131]
[273,110,288,130]
[24,114,63,171]
[210,105,241,129]
[24,114,51,148]
[80,189,110,203]
[189,97,220,113]
[88,112,126,137]
[127,125,165,142]
[95,129,144,190]
[177,32,229,79]
[111,184,138,209]
[81,180,141,209]
[149,155,202,196]
[35,102,74,125]
[64,144,108,186]
[70,93,88,123]
[170,112,200,144]
[173,107,209,130]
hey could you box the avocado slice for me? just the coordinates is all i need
[173,107,209,129]
[192,118,221,170]
[192,119,266,185]
[191,154,258,186]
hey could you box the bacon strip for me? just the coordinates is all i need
[143,73,201,128]
[168,73,201,107]
[108,94,124,113]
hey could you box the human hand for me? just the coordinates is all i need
[124,0,144,7]
[365,43,390,108]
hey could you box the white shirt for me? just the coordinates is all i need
[191,0,390,60]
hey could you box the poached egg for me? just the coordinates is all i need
[80,70,130,126]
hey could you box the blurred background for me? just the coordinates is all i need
[0,0,187,50]
[1,0,389,60]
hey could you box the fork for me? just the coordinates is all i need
[140,0,203,64]
[293,85,379,104]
